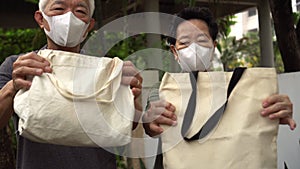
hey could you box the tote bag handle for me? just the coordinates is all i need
[40,49,121,102]
[181,67,246,141]
[46,73,117,102]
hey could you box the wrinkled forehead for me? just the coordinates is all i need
[176,19,211,40]
[46,0,90,9]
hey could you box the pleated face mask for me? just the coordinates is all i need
[176,43,214,72]
[42,11,89,47]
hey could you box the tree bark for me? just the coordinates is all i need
[269,0,300,72]
[296,17,300,45]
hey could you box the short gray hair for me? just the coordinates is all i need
[39,0,95,17]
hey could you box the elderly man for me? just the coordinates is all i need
[0,0,142,168]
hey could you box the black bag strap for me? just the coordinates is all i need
[181,71,198,139]
[181,67,246,141]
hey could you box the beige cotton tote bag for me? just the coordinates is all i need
[14,49,135,147]
[159,68,279,169]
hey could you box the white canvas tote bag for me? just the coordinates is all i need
[159,68,279,169]
[14,49,135,147]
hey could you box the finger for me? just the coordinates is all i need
[152,107,169,116]
[261,102,292,117]
[132,87,141,98]
[122,61,139,76]
[122,76,143,90]
[13,66,44,78]
[280,118,297,130]
[14,54,52,74]
[145,123,164,137]
[13,59,52,73]
[162,110,177,121]
[155,115,177,126]
[143,108,175,123]
[14,58,49,69]
[130,77,142,89]
[13,78,32,90]
[135,73,143,84]
[262,94,290,108]
[150,123,164,134]
[166,102,176,112]
[143,110,163,123]
[152,100,175,112]
[20,52,49,63]
[268,109,291,119]
[17,52,50,67]
[122,66,138,76]
[122,61,143,89]
[123,60,134,67]
[147,101,176,121]
[121,76,134,86]
[289,119,296,130]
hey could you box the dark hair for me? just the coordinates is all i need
[167,7,219,45]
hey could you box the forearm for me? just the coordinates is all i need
[132,110,142,130]
[132,97,143,130]
[0,80,16,129]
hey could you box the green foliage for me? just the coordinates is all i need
[216,14,285,72]
[0,28,46,64]
[217,15,258,71]
[219,33,260,71]
[104,33,170,69]
[139,158,146,169]
[273,40,285,73]
[293,12,300,25]
[25,0,38,4]
[106,34,148,60]
[219,31,284,72]
[116,155,127,169]
[217,15,237,38]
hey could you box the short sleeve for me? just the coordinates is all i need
[0,55,18,89]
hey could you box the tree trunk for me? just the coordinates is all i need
[0,126,15,169]
[269,0,300,72]
[93,0,103,29]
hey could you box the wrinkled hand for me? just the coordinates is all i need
[121,61,143,129]
[121,61,143,99]
[12,52,52,91]
[143,100,177,137]
[261,94,296,130]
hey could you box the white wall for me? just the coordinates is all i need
[230,0,298,39]
[277,72,300,169]
[229,9,259,39]
[229,12,244,39]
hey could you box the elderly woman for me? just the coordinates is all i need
[143,7,296,138]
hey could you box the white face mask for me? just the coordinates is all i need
[42,11,90,47]
[176,43,214,72]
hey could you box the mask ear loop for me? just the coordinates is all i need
[41,11,52,31]
[81,23,90,39]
